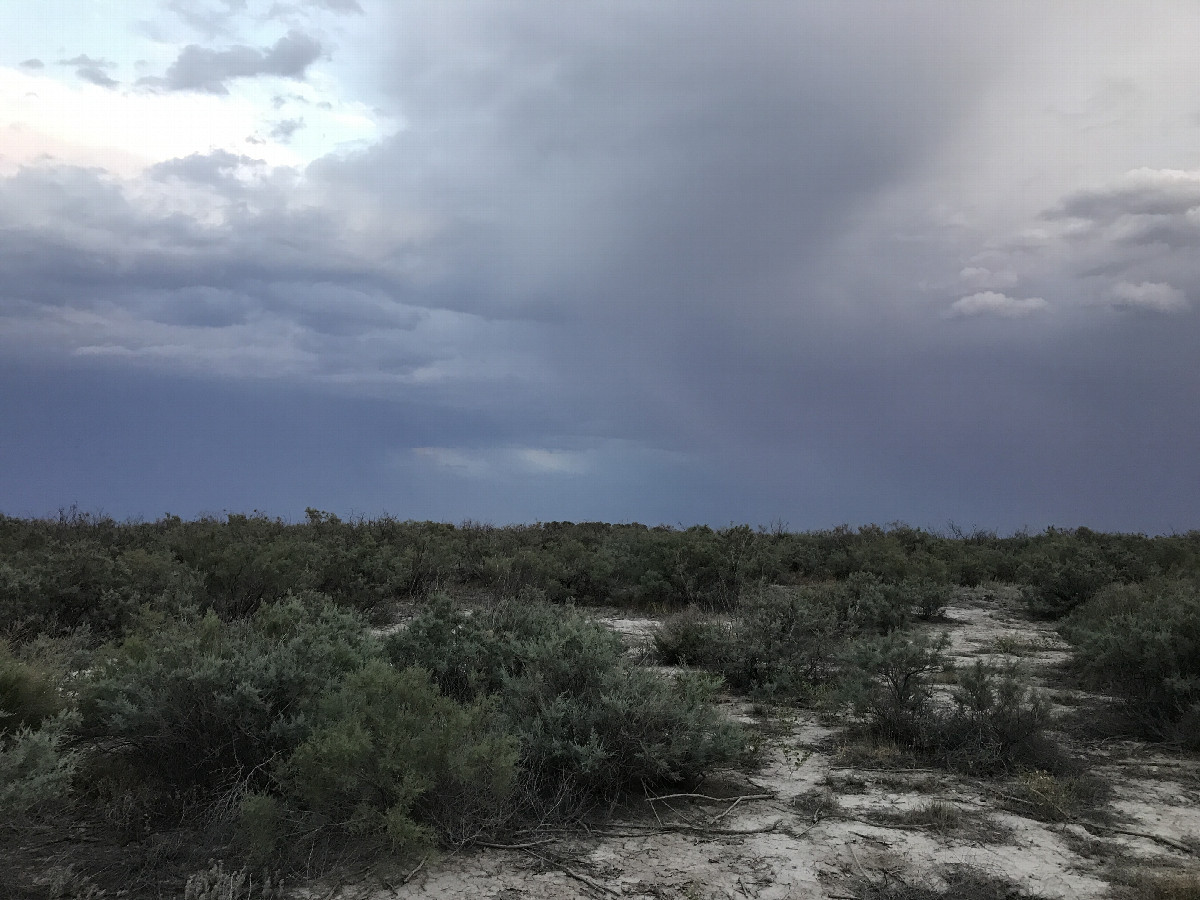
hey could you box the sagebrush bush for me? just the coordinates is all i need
[507,665,742,805]
[0,639,65,734]
[1020,551,1116,620]
[0,712,79,820]
[834,572,912,633]
[79,594,378,788]
[388,598,743,811]
[1063,580,1200,747]
[936,661,1056,775]
[839,634,1058,775]
[259,661,517,859]
[654,580,914,699]
[897,578,953,620]
[387,594,626,703]
[654,607,726,667]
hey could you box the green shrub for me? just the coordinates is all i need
[388,598,743,811]
[506,665,742,805]
[0,712,79,820]
[896,578,953,621]
[0,639,65,734]
[654,607,726,666]
[716,586,839,698]
[387,595,627,703]
[263,661,516,858]
[79,594,378,788]
[835,572,912,633]
[1063,580,1200,747]
[935,661,1056,775]
[839,634,1058,775]
[1020,551,1116,619]
[839,632,949,747]
[655,580,912,700]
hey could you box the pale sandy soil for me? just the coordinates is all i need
[318,590,1199,900]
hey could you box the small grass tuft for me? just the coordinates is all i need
[790,788,840,822]
[1108,868,1200,900]
[999,769,1110,823]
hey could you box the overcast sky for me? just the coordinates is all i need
[2,1,1199,531]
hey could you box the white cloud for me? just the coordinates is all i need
[948,291,1048,318]
[959,266,1017,289]
[1110,281,1188,313]
[410,446,591,478]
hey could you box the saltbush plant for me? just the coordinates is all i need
[655,578,918,699]
[1062,580,1200,748]
[0,713,79,820]
[247,661,517,860]
[838,633,1058,775]
[79,594,378,789]
[388,597,743,810]
[0,639,65,734]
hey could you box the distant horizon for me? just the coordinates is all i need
[4,501,1193,541]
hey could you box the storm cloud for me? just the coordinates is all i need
[2,1,1199,530]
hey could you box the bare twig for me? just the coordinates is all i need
[1085,824,1196,855]
[400,856,427,885]
[708,796,745,825]
[645,792,773,804]
[523,850,620,898]
[474,839,559,851]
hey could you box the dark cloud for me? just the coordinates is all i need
[19,58,44,69]
[140,30,322,93]
[3,3,1199,529]
[1050,169,1200,222]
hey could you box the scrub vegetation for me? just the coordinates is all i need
[1,509,1198,897]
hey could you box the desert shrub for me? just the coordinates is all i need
[716,586,840,698]
[833,572,912,634]
[387,594,626,703]
[839,632,950,747]
[653,606,726,666]
[839,634,1058,775]
[934,661,1057,775]
[0,712,79,820]
[252,661,516,860]
[896,578,953,620]
[660,580,913,700]
[1063,580,1200,747]
[0,639,65,734]
[387,598,743,812]
[79,594,378,789]
[508,666,742,805]
[1020,549,1116,619]
[0,541,143,639]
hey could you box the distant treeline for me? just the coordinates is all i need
[3,508,1198,636]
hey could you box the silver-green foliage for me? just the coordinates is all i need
[0,712,79,819]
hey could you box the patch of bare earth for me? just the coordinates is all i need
[322,590,1198,900]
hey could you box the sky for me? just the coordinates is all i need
[2,1,1199,532]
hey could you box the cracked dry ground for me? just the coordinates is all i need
[328,590,1200,900]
